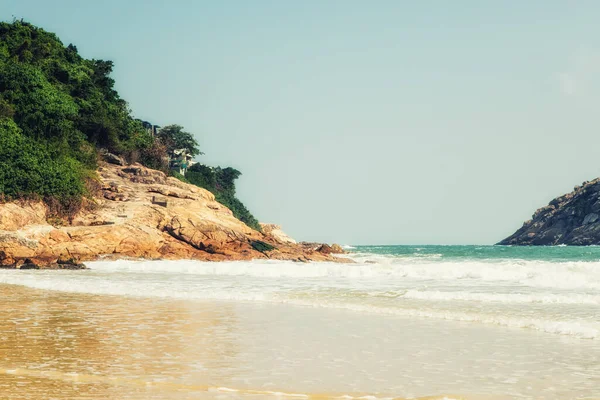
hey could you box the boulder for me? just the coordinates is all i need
[101,151,126,166]
[316,244,333,254]
[331,244,345,254]
[259,223,297,244]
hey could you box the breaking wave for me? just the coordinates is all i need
[1,254,599,340]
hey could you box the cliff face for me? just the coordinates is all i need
[498,178,600,245]
[0,162,346,267]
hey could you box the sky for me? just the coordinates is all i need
[3,0,600,245]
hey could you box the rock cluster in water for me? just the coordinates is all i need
[499,178,600,245]
[0,162,348,268]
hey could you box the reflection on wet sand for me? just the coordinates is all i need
[0,284,240,399]
[2,281,597,400]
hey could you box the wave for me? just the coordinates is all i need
[2,257,600,340]
[81,259,600,290]
[401,290,600,305]
[4,271,598,306]
[1,272,598,340]
[281,300,599,339]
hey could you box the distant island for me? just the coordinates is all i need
[0,20,345,268]
[499,179,600,245]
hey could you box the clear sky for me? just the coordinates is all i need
[3,0,600,244]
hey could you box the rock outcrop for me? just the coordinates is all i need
[0,162,349,267]
[259,223,297,244]
[498,178,600,245]
[299,242,346,254]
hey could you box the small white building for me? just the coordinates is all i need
[170,148,197,175]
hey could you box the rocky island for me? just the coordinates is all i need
[499,178,600,245]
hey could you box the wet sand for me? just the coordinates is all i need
[1,283,599,399]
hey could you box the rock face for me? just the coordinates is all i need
[498,178,600,245]
[259,223,297,244]
[0,162,348,267]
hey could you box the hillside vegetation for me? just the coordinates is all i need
[0,20,260,229]
[185,164,261,230]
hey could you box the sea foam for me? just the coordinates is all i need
[83,258,600,290]
[1,257,599,339]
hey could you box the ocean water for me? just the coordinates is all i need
[1,245,599,399]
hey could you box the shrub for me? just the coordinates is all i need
[250,240,276,253]
[0,119,86,203]
[184,164,262,231]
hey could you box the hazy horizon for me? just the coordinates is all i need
[4,0,600,245]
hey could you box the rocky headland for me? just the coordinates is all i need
[0,161,348,268]
[498,178,600,245]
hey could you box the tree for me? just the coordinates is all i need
[215,167,241,192]
[0,96,14,118]
[157,124,202,157]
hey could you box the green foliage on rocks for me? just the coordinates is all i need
[250,240,276,253]
[185,164,261,231]
[0,19,149,209]
[0,21,152,158]
[0,20,261,227]
[0,119,86,201]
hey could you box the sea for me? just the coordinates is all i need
[1,245,599,399]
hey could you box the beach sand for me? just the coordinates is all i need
[1,282,599,399]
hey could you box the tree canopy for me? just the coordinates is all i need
[157,124,202,157]
[0,20,151,158]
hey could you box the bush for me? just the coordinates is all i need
[0,119,85,202]
[0,20,150,161]
[250,240,276,253]
[169,170,189,183]
[184,164,262,231]
[215,191,261,231]
[138,140,169,172]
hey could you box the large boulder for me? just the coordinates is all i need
[331,244,345,254]
[259,223,297,244]
[101,151,126,166]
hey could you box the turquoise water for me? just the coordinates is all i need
[352,244,600,261]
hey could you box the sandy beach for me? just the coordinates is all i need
[2,253,599,399]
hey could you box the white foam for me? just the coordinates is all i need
[273,299,600,339]
[2,257,600,340]
[85,258,600,290]
[0,273,271,301]
[401,290,600,305]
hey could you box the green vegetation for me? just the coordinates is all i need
[0,19,151,212]
[157,125,202,157]
[250,240,276,253]
[0,119,86,200]
[0,20,261,228]
[185,164,262,231]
